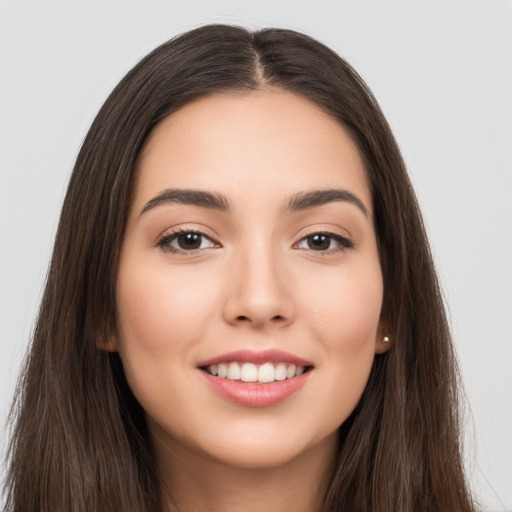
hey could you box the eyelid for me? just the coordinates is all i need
[155,223,220,244]
[156,226,221,254]
[155,225,354,255]
[293,228,355,253]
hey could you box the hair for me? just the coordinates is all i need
[4,24,475,512]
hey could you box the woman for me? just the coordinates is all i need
[3,24,475,511]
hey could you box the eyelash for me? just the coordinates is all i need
[157,228,354,255]
[157,229,219,254]
[295,232,354,253]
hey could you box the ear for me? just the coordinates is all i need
[374,321,392,354]
[102,336,119,352]
[96,326,120,352]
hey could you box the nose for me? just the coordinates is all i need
[222,244,294,330]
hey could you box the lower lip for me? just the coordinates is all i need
[201,370,311,407]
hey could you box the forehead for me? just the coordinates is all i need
[133,89,371,215]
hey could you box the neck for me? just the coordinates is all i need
[151,426,337,512]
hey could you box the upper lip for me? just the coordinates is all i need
[197,349,313,368]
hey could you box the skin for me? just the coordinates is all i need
[112,89,389,512]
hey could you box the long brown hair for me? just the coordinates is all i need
[4,24,475,511]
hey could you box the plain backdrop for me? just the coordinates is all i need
[1,0,511,510]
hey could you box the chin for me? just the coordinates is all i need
[194,425,338,471]
[210,445,303,470]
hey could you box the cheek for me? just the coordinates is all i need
[114,259,222,427]
[279,258,384,439]
[115,259,220,356]
[297,261,384,351]
[295,257,383,421]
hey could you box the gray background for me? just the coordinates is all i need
[1,0,511,509]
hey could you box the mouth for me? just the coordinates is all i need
[197,349,314,407]
[200,361,312,384]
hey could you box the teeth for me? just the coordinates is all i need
[257,363,274,383]
[218,363,228,378]
[275,363,287,381]
[227,362,241,380]
[240,362,258,382]
[286,364,296,379]
[205,362,308,383]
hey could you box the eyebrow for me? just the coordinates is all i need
[140,189,231,215]
[140,188,368,217]
[283,189,368,217]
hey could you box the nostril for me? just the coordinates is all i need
[232,313,291,326]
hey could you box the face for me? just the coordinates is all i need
[114,90,387,470]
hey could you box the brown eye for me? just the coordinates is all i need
[296,232,354,252]
[176,232,202,250]
[307,234,331,250]
[157,230,218,253]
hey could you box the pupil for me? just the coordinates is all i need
[309,234,330,250]
[178,233,201,249]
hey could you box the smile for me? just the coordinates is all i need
[203,362,308,383]
[198,349,314,407]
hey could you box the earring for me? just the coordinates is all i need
[382,335,390,343]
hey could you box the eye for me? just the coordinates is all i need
[296,232,354,252]
[157,229,219,254]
